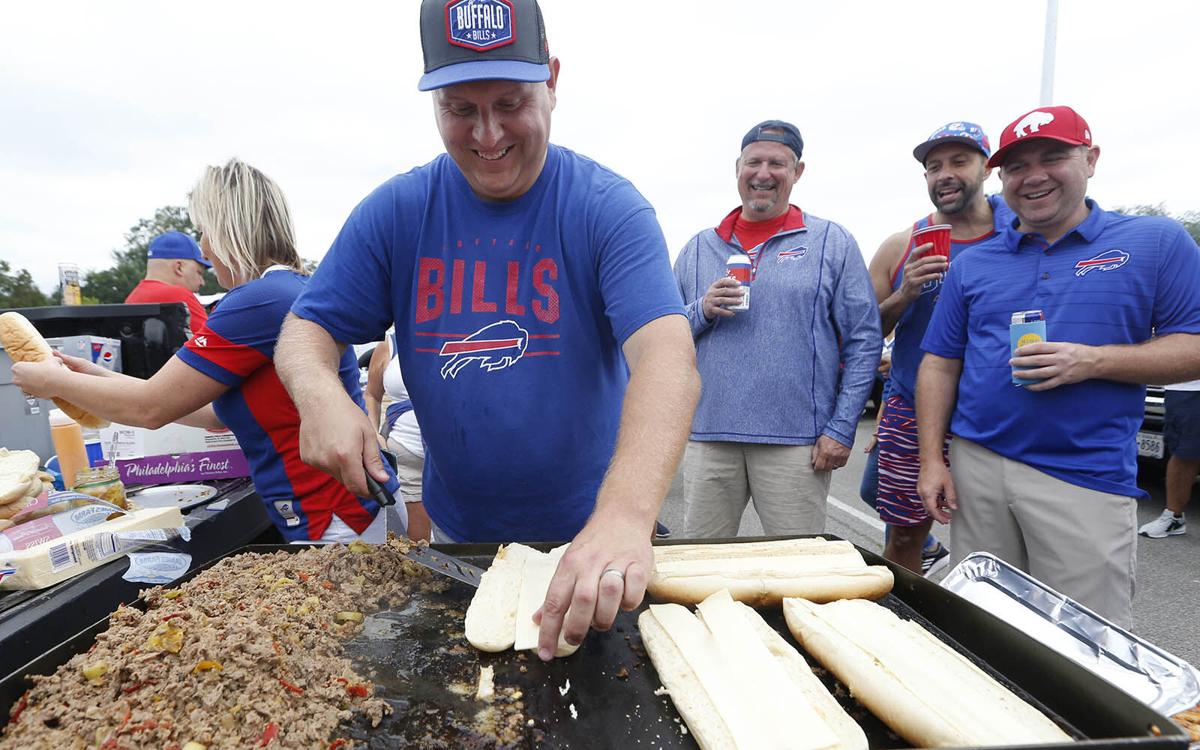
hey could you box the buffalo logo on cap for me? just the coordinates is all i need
[1013,110,1055,138]
[445,0,516,52]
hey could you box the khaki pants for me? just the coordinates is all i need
[949,438,1137,628]
[682,441,831,538]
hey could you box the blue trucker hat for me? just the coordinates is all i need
[418,0,551,92]
[912,121,992,164]
[147,231,210,268]
[741,120,804,160]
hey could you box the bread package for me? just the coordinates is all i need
[464,543,579,658]
[0,312,108,428]
[782,597,1073,747]
[648,538,893,607]
[639,589,866,750]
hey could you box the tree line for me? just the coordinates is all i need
[1,204,1198,310]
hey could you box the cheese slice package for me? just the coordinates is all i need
[0,506,185,590]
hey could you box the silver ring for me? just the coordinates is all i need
[600,568,626,583]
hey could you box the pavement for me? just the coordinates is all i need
[656,415,1200,670]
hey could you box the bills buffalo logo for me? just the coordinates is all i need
[777,247,808,262]
[445,0,515,52]
[193,335,208,347]
[1074,249,1129,277]
[1014,110,1054,138]
[439,320,528,379]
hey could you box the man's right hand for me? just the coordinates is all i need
[296,396,389,498]
[917,461,957,524]
[701,277,745,321]
[896,242,947,303]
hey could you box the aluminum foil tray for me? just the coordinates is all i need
[942,551,1200,716]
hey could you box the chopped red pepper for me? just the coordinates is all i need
[10,692,27,723]
[161,612,187,622]
[260,721,279,746]
[328,739,348,750]
[122,680,157,694]
[279,678,304,695]
[321,581,335,590]
[345,683,369,698]
[131,719,157,732]
[297,571,311,582]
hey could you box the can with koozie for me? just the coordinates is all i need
[726,254,752,312]
[1010,309,1046,385]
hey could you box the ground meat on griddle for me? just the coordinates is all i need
[0,538,446,749]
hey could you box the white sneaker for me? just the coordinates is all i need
[1138,510,1186,538]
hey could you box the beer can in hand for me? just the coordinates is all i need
[726,254,752,312]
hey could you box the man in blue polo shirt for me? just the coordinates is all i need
[917,105,1200,627]
[275,0,699,660]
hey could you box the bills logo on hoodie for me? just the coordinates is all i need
[1074,249,1129,277]
[439,320,528,379]
[445,0,515,51]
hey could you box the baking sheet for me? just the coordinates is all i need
[941,552,1200,716]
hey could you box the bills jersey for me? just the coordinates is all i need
[178,269,388,541]
[292,145,683,542]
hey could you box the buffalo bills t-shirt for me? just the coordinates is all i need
[178,269,386,541]
[291,145,683,542]
[922,201,1200,498]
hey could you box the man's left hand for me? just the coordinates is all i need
[533,513,652,661]
[1010,341,1097,391]
[811,435,851,471]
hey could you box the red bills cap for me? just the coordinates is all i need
[418,0,551,92]
[987,105,1092,169]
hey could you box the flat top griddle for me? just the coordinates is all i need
[0,539,1189,749]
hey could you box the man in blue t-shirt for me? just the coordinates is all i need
[275,0,699,660]
[867,121,1011,575]
[917,106,1200,627]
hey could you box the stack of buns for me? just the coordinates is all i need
[783,597,1073,747]
[0,311,108,429]
[648,538,894,607]
[639,589,867,750]
[0,449,53,531]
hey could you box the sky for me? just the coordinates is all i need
[2,0,1198,292]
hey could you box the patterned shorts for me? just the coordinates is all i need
[876,394,948,527]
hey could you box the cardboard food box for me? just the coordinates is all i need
[99,423,250,485]
[0,506,184,590]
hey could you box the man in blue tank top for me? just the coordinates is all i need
[867,122,1011,574]
[275,0,700,660]
[918,106,1200,627]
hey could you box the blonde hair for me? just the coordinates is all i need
[188,158,301,282]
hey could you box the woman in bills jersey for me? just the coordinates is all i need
[13,159,402,544]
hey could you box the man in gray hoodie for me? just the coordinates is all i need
[673,120,882,537]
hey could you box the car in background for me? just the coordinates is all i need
[1137,384,1167,466]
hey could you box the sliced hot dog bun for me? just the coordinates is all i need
[513,545,580,658]
[465,542,539,652]
[640,590,865,750]
[649,538,893,607]
[782,597,1072,747]
[739,604,867,750]
[0,312,108,429]
[465,543,580,657]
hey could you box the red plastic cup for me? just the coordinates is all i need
[912,224,951,261]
